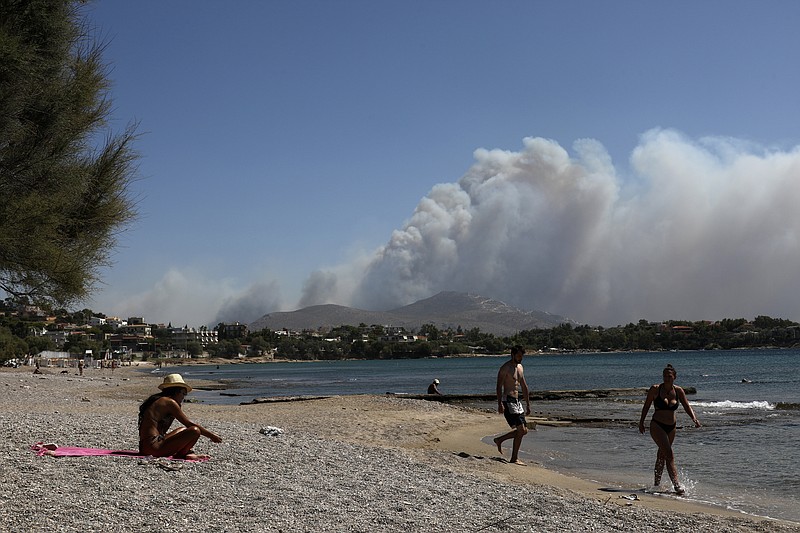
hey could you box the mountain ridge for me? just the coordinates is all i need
[248,291,573,336]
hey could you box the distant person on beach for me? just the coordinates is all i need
[639,363,701,494]
[78,359,84,376]
[493,345,531,465]
[427,378,441,395]
[138,373,222,460]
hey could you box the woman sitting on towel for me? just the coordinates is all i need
[138,374,222,459]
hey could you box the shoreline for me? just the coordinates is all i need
[1,365,796,531]
[98,364,797,524]
[137,345,798,366]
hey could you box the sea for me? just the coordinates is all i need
[157,348,800,524]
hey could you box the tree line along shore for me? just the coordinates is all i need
[3,300,800,366]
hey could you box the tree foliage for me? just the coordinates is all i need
[186,341,204,357]
[0,0,139,308]
[207,339,242,359]
[0,325,28,359]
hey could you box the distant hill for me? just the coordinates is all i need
[248,291,573,336]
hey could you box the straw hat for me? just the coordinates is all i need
[158,373,192,392]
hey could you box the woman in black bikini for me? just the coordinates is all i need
[639,364,701,494]
[138,374,222,459]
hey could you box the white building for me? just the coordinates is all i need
[171,326,218,347]
[118,323,152,336]
[44,330,68,348]
[105,317,128,329]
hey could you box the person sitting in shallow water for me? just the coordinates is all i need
[427,378,442,395]
[138,373,222,460]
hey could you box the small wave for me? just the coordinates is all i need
[775,402,800,411]
[694,400,775,410]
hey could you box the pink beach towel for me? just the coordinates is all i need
[30,442,209,462]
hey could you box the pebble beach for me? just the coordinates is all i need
[1,366,796,532]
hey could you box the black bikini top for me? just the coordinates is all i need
[653,384,679,411]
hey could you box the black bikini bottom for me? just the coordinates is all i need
[653,419,676,433]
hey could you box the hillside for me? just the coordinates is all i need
[248,291,573,336]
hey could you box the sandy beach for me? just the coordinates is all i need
[1,365,796,532]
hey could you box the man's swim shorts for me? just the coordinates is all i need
[502,397,527,428]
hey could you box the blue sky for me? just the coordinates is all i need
[82,1,800,327]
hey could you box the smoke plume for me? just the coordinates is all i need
[100,269,283,328]
[301,129,800,325]
[213,280,283,325]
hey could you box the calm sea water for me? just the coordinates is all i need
[160,349,800,524]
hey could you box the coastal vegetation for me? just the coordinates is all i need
[238,316,800,360]
[2,298,799,363]
[0,0,139,309]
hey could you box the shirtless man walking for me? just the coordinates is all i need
[493,345,531,465]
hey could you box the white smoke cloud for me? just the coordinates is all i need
[297,252,376,310]
[97,268,282,327]
[298,270,339,309]
[213,280,283,325]
[95,268,220,326]
[301,128,800,325]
